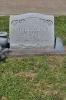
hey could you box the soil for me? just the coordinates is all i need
[0,0,66,15]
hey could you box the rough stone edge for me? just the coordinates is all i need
[7,48,66,57]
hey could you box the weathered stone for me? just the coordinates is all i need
[10,13,54,49]
[9,13,64,55]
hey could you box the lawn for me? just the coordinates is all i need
[0,16,66,100]
[0,56,66,100]
[55,16,66,45]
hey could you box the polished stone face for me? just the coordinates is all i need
[10,13,54,49]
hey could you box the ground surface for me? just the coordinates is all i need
[0,16,66,100]
[0,56,66,100]
[0,0,66,15]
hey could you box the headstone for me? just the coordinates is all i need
[10,13,54,49]
[9,13,64,55]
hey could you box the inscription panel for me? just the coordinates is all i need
[10,13,54,48]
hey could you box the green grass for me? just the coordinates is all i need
[0,16,66,100]
[0,56,66,100]
[55,16,66,45]
[0,16,9,33]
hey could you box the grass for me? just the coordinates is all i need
[55,16,66,45]
[0,16,9,33]
[0,16,66,100]
[0,56,66,100]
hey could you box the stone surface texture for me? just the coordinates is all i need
[10,13,54,49]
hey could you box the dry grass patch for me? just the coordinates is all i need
[1,96,7,100]
[48,55,64,63]
[15,70,37,79]
[64,46,66,52]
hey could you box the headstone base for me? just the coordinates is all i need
[8,37,64,56]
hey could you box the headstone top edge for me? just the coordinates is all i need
[10,13,54,21]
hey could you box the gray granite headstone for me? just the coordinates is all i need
[10,13,54,49]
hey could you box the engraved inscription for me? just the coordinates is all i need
[10,13,54,48]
